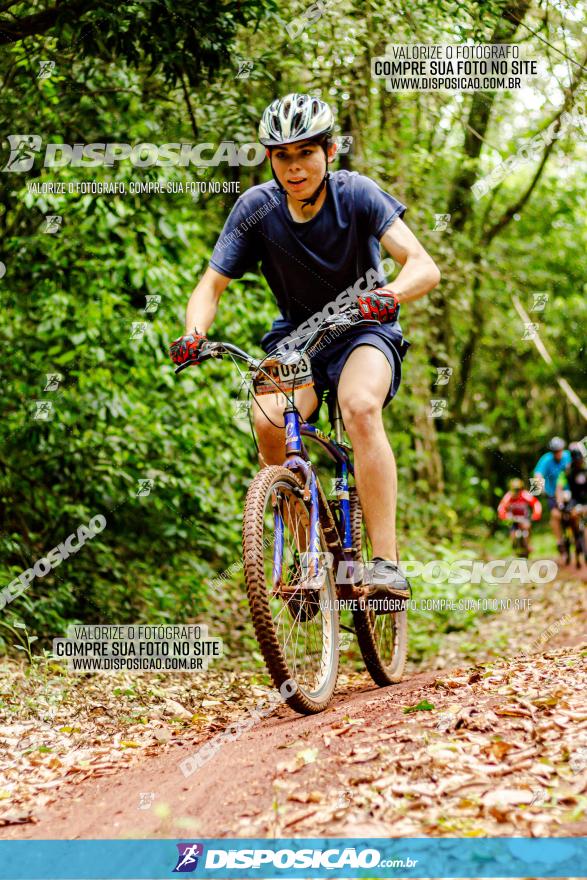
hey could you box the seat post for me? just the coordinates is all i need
[332,400,345,444]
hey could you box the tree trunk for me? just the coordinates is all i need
[427,0,531,366]
[410,361,445,494]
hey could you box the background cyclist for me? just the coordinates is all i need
[533,436,571,559]
[498,478,542,553]
[556,443,587,564]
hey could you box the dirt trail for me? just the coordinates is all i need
[2,567,587,841]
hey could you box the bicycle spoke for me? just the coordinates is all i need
[258,479,336,699]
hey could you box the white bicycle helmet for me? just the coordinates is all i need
[259,93,335,206]
[259,93,334,146]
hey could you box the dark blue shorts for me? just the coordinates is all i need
[260,318,410,423]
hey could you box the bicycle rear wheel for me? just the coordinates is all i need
[243,465,339,714]
[350,488,408,686]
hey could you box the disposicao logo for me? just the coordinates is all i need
[173,843,204,873]
[2,135,265,171]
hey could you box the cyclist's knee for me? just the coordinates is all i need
[551,508,562,521]
[252,398,284,440]
[339,392,382,433]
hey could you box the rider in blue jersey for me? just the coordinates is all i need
[533,436,571,558]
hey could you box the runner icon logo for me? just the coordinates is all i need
[173,843,204,873]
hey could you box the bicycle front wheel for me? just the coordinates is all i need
[243,465,339,714]
[350,488,408,686]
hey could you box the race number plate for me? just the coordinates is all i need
[251,354,314,396]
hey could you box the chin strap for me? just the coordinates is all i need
[299,168,329,206]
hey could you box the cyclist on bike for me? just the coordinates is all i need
[498,478,542,551]
[556,443,587,561]
[533,437,571,559]
[169,93,441,604]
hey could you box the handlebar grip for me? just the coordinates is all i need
[173,343,221,374]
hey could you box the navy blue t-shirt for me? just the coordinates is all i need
[209,170,406,326]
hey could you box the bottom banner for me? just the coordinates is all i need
[0,837,585,879]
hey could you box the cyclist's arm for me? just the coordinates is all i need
[379,218,441,303]
[533,453,548,478]
[528,493,542,521]
[497,493,512,520]
[185,267,231,335]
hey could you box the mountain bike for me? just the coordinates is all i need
[175,309,408,715]
[510,515,530,558]
[560,493,587,568]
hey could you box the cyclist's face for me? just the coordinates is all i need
[553,449,563,461]
[270,140,334,199]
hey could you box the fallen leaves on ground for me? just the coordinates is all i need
[0,662,266,826]
[237,643,587,838]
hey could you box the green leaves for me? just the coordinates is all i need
[404,700,435,714]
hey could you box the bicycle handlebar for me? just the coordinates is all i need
[173,306,378,375]
[174,341,258,374]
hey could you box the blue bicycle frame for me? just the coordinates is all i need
[272,400,355,587]
[175,311,371,591]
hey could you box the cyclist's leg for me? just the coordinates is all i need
[252,386,319,467]
[569,507,582,540]
[252,387,320,564]
[550,502,563,541]
[336,345,396,560]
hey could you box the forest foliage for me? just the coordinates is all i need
[0,0,585,647]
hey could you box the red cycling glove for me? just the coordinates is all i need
[357,288,400,323]
[169,332,207,366]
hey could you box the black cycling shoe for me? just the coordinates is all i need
[362,558,411,614]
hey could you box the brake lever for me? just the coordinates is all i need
[174,359,200,375]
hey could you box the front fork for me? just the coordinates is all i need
[273,405,360,594]
[272,407,321,589]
